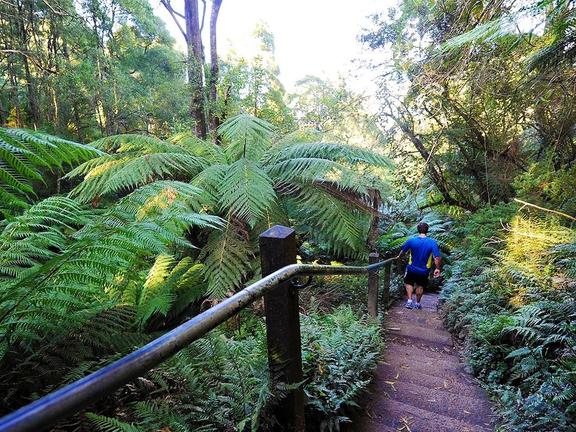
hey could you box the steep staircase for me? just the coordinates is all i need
[352,294,495,432]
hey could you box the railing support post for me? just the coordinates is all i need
[259,225,305,432]
[367,252,379,318]
[383,261,391,308]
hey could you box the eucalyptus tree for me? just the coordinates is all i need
[160,0,224,139]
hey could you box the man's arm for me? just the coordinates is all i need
[432,241,441,277]
[397,238,411,259]
[433,256,442,277]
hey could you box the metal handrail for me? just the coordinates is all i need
[0,258,395,432]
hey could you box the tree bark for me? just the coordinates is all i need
[208,0,222,135]
[185,0,207,139]
[19,0,41,127]
[367,188,381,252]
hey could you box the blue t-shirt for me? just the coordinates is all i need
[401,236,440,276]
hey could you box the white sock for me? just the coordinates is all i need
[407,299,413,303]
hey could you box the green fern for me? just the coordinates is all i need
[0,128,101,216]
[86,413,143,432]
[219,158,277,227]
[55,114,390,299]
[66,135,207,203]
[218,113,275,161]
[200,221,255,297]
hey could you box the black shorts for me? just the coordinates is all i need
[404,271,429,289]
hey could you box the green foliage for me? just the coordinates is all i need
[301,306,382,431]
[133,254,206,328]
[0,0,188,140]
[514,161,576,217]
[67,114,390,296]
[441,209,576,431]
[87,307,382,432]
[0,129,100,216]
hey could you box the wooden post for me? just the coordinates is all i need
[259,225,305,432]
[367,252,379,318]
[382,261,391,308]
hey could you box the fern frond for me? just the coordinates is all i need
[218,114,274,161]
[0,197,89,280]
[265,142,390,167]
[0,128,100,216]
[169,132,228,164]
[219,158,277,227]
[67,151,207,203]
[200,221,255,297]
[86,413,143,432]
[291,187,369,257]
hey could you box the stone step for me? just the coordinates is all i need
[385,324,452,347]
[383,341,460,364]
[380,349,467,381]
[378,380,493,426]
[376,363,488,400]
[361,398,493,432]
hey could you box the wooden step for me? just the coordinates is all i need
[385,324,452,347]
[379,349,467,380]
[383,342,460,365]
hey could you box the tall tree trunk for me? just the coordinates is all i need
[0,95,7,125]
[208,0,222,135]
[185,0,207,139]
[19,0,40,128]
[367,188,381,252]
[8,64,22,127]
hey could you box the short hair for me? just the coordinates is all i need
[417,222,429,234]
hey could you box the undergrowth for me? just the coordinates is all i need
[440,203,576,431]
[83,305,382,432]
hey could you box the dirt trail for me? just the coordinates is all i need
[352,294,495,432]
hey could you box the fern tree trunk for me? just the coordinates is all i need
[185,0,207,139]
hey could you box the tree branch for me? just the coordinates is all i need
[160,0,187,41]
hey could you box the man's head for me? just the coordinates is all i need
[417,222,429,234]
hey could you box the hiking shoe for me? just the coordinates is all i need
[405,301,414,309]
[414,303,423,310]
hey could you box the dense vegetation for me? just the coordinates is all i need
[1,0,575,431]
[362,1,576,430]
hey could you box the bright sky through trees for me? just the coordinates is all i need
[153,0,395,92]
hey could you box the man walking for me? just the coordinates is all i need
[397,222,441,310]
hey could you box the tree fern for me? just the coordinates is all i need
[218,113,274,161]
[66,135,208,203]
[293,186,369,258]
[57,114,391,302]
[0,128,101,216]
[133,255,207,328]
[0,178,221,359]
